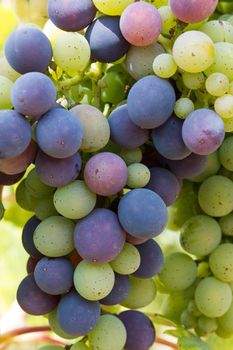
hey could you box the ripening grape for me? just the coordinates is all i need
[170,0,217,23]
[119,148,142,165]
[43,19,66,47]
[0,76,13,109]
[101,273,130,305]
[205,43,233,80]
[219,136,233,171]
[174,97,195,120]
[110,243,141,275]
[93,0,134,15]
[172,31,215,73]
[159,6,176,33]
[182,72,205,90]
[219,213,233,236]
[153,53,177,78]
[200,20,233,44]
[16,180,38,212]
[25,168,55,198]
[205,73,229,96]
[127,163,150,188]
[34,196,58,220]
[209,243,233,282]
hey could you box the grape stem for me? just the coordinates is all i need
[58,73,83,90]
[156,337,178,349]
[0,326,52,343]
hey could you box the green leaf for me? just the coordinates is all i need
[178,336,211,350]
[149,313,177,327]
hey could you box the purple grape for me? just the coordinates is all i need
[0,171,25,185]
[133,239,164,279]
[152,115,191,160]
[57,291,100,337]
[118,188,168,239]
[48,0,96,31]
[118,310,156,350]
[146,167,181,206]
[168,153,208,179]
[11,72,56,119]
[22,216,43,258]
[85,16,130,63]
[36,108,83,158]
[34,257,74,295]
[182,109,225,155]
[17,274,59,315]
[0,110,31,159]
[35,151,82,187]
[74,208,126,263]
[126,233,148,246]
[5,26,52,74]
[84,152,128,196]
[101,273,130,306]
[127,76,176,129]
[109,104,149,149]
[26,257,40,274]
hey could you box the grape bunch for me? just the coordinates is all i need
[1,0,233,349]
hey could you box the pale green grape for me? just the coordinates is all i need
[34,195,58,220]
[216,325,233,338]
[43,19,66,47]
[14,0,48,27]
[195,277,232,318]
[219,136,233,171]
[73,260,115,301]
[0,76,13,109]
[205,43,233,80]
[218,301,233,333]
[119,148,142,165]
[38,346,64,350]
[159,253,197,292]
[215,94,233,118]
[191,152,220,182]
[53,33,90,75]
[172,31,215,73]
[188,300,202,317]
[48,308,74,339]
[205,73,229,96]
[200,20,233,43]
[228,81,233,94]
[121,276,157,309]
[53,180,96,220]
[182,72,205,90]
[223,116,233,132]
[71,341,89,350]
[180,215,221,256]
[0,56,20,81]
[93,0,134,15]
[34,216,75,257]
[126,163,150,188]
[197,315,218,334]
[209,243,233,282]
[198,175,233,217]
[180,310,197,329]
[219,213,233,236]
[197,261,210,279]
[88,314,126,350]
[25,168,54,198]
[158,6,176,33]
[174,97,194,120]
[153,53,177,78]
[110,243,141,275]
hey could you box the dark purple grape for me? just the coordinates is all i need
[101,273,130,306]
[168,153,208,179]
[26,257,40,274]
[22,216,43,258]
[0,171,25,185]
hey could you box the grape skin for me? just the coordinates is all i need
[22,216,42,259]
[100,273,130,306]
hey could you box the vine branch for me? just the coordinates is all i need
[0,326,51,343]
[156,337,178,350]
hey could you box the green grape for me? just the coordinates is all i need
[100,72,126,104]
[205,43,233,80]
[38,346,64,350]
[223,116,233,132]
[228,81,233,94]
[153,53,177,78]
[126,163,150,188]
[218,301,233,333]
[121,276,157,309]
[119,148,142,165]
[215,94,233,119]
[153,0,168,7]
[174,97,195,120]
[93,0,134,15]
[209,243,233,282]
[0,76,13,109]
[180,309,197,329]
[0,56,20,82]
[43,19,66,47]
[197,261,210,278]
[219,136,233,171]
[73,260,115,301]
[180,215,222,256]
[182,72,205,90]
[53,180,96,220]
[205,73,229,96]
[110,243,141,275]
[195,277,232,318]
[198,175,233,217]
[172,31,215,73]
[200,20,233,43]
[34,195,58,221]
[48,308,74,339]
[71,341,89,350]
[218,166,232,178]
[188,300,202,317]
[219,213,233,236]
[191,152,220,183]
[197,315,218,334]
[216,325,233,338]
[14,0,48,27]
[25,168,54,198]
[159,253,197,292]
[33,216,75,257]
[88,314,126,350]
[158,6,176,33]
[0,201,4,220]
[53,33,90,75]
[16,179,38,212]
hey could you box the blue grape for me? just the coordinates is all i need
[74,208,126,263]
[0,110,31,159]
[85,16,130,63]
[36,108,83,158]
[34,257,74,295]
[11,73,56,119]
[0,171,25,185]
[35,151,82,187]
[168,154,208,179]
[57,291,100,337]
[17,274,59,315]
[48,0,96,32]
[118,310,155,350]
[127,76,176,129]
[5,26,52,74]
[118,188,168,239]
[133,239,164,279]
[109,104,149,149]
[182,109,225,155]
[101,273,130,306]
[22,216,43,259]
[146,167,181,206]
[152,115,191,160]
